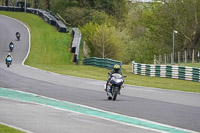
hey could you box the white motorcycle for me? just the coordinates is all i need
[105,73,126,100]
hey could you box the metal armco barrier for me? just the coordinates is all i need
[0,6,24,12]
[71,28,81,64]
[83,57,122,70]
[26,8,68,33]
[132,61,200,82]
[0,6,69,33]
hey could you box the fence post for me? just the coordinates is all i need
[185,50,187,63]
[171,53,173,64]
[154,55,156,64]
[192,49,195,63]
[159,55,161,64]
[178,51,180,65]
[168,54,170,64]
[164,54,167,64]
[83,41,89,58]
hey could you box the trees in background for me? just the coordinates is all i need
[81,22,125,61]
[28,0,128,27]
[141,0,200,57]
[122,0,200,63]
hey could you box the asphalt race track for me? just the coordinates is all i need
[0,15,200,133]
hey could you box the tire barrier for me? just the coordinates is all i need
[83,57,122,70]
[71,28,81,64]
[26,8,68,33]
[132,61,200,82]
[0,6,69,33]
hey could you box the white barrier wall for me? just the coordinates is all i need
[132,61,200,82]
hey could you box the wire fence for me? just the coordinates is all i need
[154,50,200,64]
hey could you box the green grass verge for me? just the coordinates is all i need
[1,11,200,93]
[164,63,200,68]
[178,63,200,68]
[0,124,25,133]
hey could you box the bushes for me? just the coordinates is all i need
[81,22,124,60]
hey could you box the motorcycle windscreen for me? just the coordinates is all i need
[112,74,123,78]
[6,57,12,61]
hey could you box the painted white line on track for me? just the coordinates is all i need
[0,122,34,133]
[0,94,163,133]
[0,88,198,133]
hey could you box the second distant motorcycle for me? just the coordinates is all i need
[9,42,14,52]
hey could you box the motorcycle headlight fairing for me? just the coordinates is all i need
[112,77,123,83]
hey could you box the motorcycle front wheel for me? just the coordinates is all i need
[112,86,119,100]
[108,97,112,100]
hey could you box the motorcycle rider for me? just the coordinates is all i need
[105,64,122,94]
[9,42,14,46]
[9,42,14,51]
[16,32,20,40]
[5,53,13,64]
[16,32,20,36]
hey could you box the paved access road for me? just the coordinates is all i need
[0,14,200,133]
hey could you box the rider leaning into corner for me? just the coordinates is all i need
[16,32,20,40]
[5,53,13,64]
[16,32,20,36]
[105,64,122,94]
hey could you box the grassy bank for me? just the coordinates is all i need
[0,124,25,133]
[1,11,200,93]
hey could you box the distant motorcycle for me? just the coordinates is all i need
[16,32,20,41]
[6,57,12,67]
[9,43,14,52]
[105,73,126,100]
